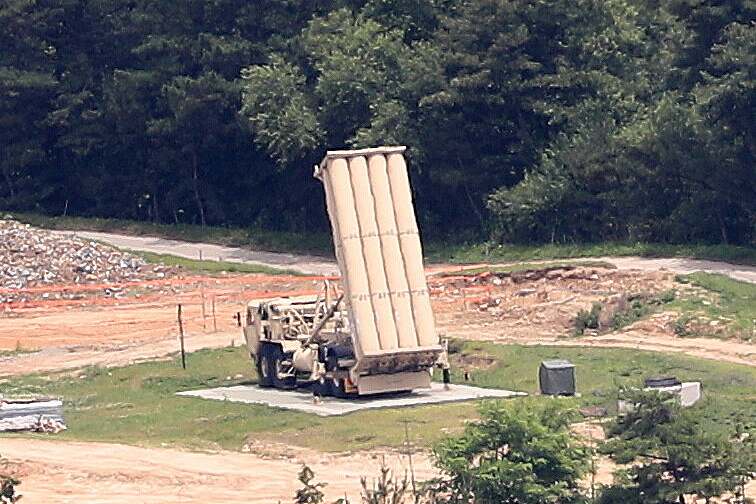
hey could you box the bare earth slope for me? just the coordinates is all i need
[1,437,435,504]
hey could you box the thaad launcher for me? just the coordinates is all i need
[243,146,449,398]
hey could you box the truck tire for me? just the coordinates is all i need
[312,379,331,397]
[256,345,274,388]
[330,377,358,399]
[270,345,296,389]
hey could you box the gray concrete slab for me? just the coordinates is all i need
[177,383,526,416]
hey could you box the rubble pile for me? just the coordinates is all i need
[0,397,66,433]
[0,220,180,304]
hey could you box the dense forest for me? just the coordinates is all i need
[1,0,753,245]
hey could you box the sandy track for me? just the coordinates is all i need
[2,267,753,376]
[0,331,238,377]
[2,430,752,504]
[52,229,755,282]
[53,230,340,276]
[1,438,434,504]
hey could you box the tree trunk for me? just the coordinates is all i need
[191,151,207,226]
[2,165,16,198]
[152,193,160,223]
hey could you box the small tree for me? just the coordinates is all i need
[1,453,21,504]
[295,465,327,504]
[429,401,589,504]
[295,465,350,504]
[360,466,410,504]
[600,390,756,504]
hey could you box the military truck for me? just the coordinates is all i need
[242,146,449,397]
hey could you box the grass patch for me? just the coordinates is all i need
[571,290,676,336]
[424,241,756,265]
[610,290,676,330]
[669,273,755,340]
[0,348,37,358]
[130,250,300,276]
[2,343,753,451]
[447,341,756,435]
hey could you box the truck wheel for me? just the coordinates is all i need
[256,345,273,388]
[312,379,331,397]
[330,377,351,398]
[271,345,296,389]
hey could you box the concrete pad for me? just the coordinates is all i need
[177,383,526,417]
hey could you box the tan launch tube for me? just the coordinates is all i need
[317,146,437,357]
[367,154,418,348]
[322,158,379,354]
[349,156,400,350]
[386,153,437,347]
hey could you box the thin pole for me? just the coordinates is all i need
[212,296,217,332]
[177,304,186,369]
[402,419,417,496]
[199,249,206,330]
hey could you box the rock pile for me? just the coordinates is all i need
[1,219,179,304]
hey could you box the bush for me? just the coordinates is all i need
[574,303,602,335]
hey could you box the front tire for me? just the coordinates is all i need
[256,345,273,388]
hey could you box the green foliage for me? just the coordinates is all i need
[0,454,21,504]
[0,0,754,244]
[295,465,328,504]
[486,0,755,246]
[610,291,676,331]
[430,402,588,504]
[600,389,756,504]
[240,56,322,166]
[360,466,409,504]
[668,273,756,340]
[574,303,602,335]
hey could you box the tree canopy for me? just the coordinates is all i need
[1,0,753,244]
[600,390,756,504]
[430,402,588,504]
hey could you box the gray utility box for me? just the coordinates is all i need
[539,360,576,395]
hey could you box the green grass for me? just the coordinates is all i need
[669,273,756,340]
[424,241,756,265]
[2,342,753,451]
[447,341,756,435]
[129,250,301,276]
[0,348,37,358]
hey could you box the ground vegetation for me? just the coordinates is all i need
[599,389,756,504]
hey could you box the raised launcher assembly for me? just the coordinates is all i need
[242,146,449,397]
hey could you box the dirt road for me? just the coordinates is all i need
[53,229,756,282]
[0,437,435,504]
[0,331,238,377]
[53,229,340,276]
[2,431,752,504]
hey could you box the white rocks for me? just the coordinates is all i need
[0,219,178,305]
